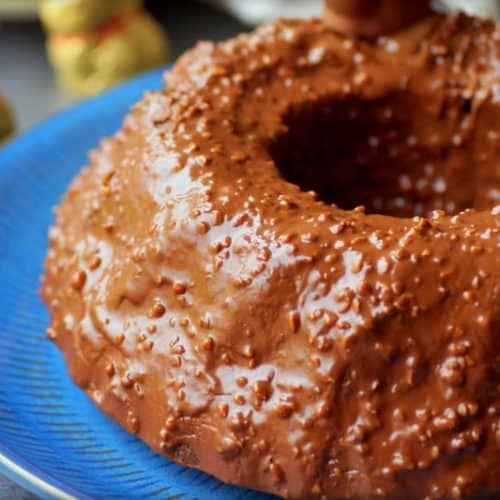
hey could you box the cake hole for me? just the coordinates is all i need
[269,93,499,217]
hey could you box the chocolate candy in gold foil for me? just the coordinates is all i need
[39,0,169,96]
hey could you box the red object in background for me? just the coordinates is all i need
[324,0,432,36]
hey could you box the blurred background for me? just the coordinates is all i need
[0,0,499,497]
[0,0,249,139]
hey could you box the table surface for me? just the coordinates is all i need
[0,1,244,497]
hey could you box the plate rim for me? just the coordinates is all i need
[0,442,78,500]
[0,68,165,499]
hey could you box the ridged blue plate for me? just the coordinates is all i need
[0,69,270,500]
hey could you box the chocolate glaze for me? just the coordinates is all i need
[42,11,500,499]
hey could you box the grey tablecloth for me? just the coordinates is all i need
[0,1,244,497]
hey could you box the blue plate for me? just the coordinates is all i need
[0,69,270,500]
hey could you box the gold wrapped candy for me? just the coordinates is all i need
[39,0,169,96]
[0,93,15,144]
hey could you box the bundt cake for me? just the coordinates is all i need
[42,1,500,498]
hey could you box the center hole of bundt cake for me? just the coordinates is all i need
[269,93,495,218]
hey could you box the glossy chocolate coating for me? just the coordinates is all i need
[42,12,500,499]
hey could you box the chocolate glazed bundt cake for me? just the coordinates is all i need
[42,0,499,498]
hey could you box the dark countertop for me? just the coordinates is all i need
[0,1,244,497]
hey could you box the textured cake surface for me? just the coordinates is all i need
[42,13,500,499]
